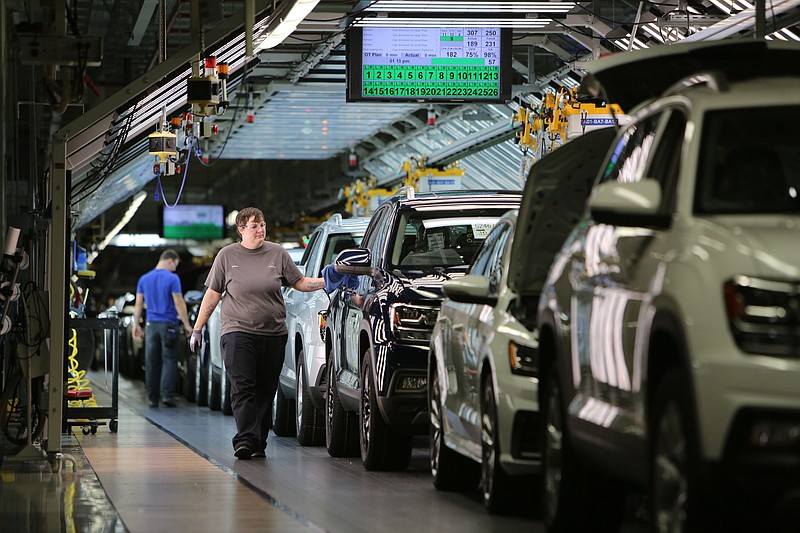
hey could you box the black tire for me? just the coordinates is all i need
[221,367,232,416]
[541,365,625,532]
[360,352,412,471]
[296,349,324,446]
[208,366,221,411]
[481,377,513,513]
[195,346,208,407]
[325,350,359,457]
[430,360,480,491]
[183,353,197,403]
[272,384,295,436]
[650,369,713,533]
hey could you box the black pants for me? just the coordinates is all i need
[220,331,287,453]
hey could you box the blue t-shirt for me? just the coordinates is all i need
[136,268,182,323]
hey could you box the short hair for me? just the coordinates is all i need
[236,207,264,227]
[160,249,180,262]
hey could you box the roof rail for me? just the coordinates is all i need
[397,185,415,200]
[328,213,343,225]
[662,70,729,98]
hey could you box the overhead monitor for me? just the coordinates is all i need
[347,26,512,103]
[162,204,225,240]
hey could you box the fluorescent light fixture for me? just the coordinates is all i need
[87,190,147,263]
[110,234,165,247]
[353,18,552,28]
[256,0,321,51]
[365,1,575,13]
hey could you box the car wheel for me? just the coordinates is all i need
[208,366,221,411]
[360,351,412,471]
[651,369,711,533]
[541,364,625,532]
[272,384,295,436]
[221,365,232,416]
[183,352,197,403]
[430,360,480,491]
[325,350,359,457]
[296,349,324,446]
[195,344,208,407]
[481,377,512,513]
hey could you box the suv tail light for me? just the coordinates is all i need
[723,276,800,357]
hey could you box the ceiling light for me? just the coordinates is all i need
[365,1,575,13]
[256,0,321,51]
[353,18,552,28]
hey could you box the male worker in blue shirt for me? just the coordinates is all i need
[134,249,192,407]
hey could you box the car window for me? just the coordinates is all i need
[598,111,665,186]
[469,221,511,296]
[301,230,321,266]
[317,231,365,276]
[694,105,800,215]
[389,211,499,269]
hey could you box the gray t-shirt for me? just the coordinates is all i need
[205,241,303,336]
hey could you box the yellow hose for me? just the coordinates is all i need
[67,328,97,408]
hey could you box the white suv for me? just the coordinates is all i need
[537,40,800,532]
[273,214,370,445]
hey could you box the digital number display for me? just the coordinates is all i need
[346,27,511,103]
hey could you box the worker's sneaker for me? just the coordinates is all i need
[163,399,177,408]
[251,450,266,458]
[234,444,252,460]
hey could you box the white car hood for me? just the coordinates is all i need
[703,216,800,279]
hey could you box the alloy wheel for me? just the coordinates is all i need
[653,402,688,533]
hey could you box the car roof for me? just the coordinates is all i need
[318,214,371,234]
[391,190,523,211]
[579,39,800,112]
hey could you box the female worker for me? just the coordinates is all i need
[190,207,326,459]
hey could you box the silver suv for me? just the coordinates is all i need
[273,214,370,445]
[537,40,800,532]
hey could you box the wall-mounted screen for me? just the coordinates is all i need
[346,26,512,103]
[162,204,224,240]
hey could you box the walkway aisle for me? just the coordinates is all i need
[77,402,316,532]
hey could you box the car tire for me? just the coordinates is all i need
[296,348,324,446]
[195,344,208,407]
[360,352,412,471]
[183,353,197,403]
[272,385,295,436]
[430,360,480,491]
[325,350,359,457]
[481,377,513,513]
[541,364,625,532]
[650,369,713,533]
[221,365,232,416]
[208,366,221,411]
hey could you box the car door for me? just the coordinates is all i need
[447,222,511,444]
[569,106,685,443]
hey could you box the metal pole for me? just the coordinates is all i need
[46,137,69,472]
[755,0,766,39]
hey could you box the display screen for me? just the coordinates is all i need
[162,204,224,240]
[347,26,512,103]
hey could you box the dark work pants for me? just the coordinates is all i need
[220,331,286,453]
[145,321,179,405]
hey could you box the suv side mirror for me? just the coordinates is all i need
[589,179,670,228]
[443,275,498,307]
[333,248,372,276]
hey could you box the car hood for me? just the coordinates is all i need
[703,216,800,278]
[580,40,800,112]
[508,127,617,299]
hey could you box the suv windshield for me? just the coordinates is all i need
[389,211,499,269]
[695,106,800,215]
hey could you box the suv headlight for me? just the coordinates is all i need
[723,275,800,357]
[509,340,539,377]
[389,303,439,345]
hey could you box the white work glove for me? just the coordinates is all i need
[189,330,202,353]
